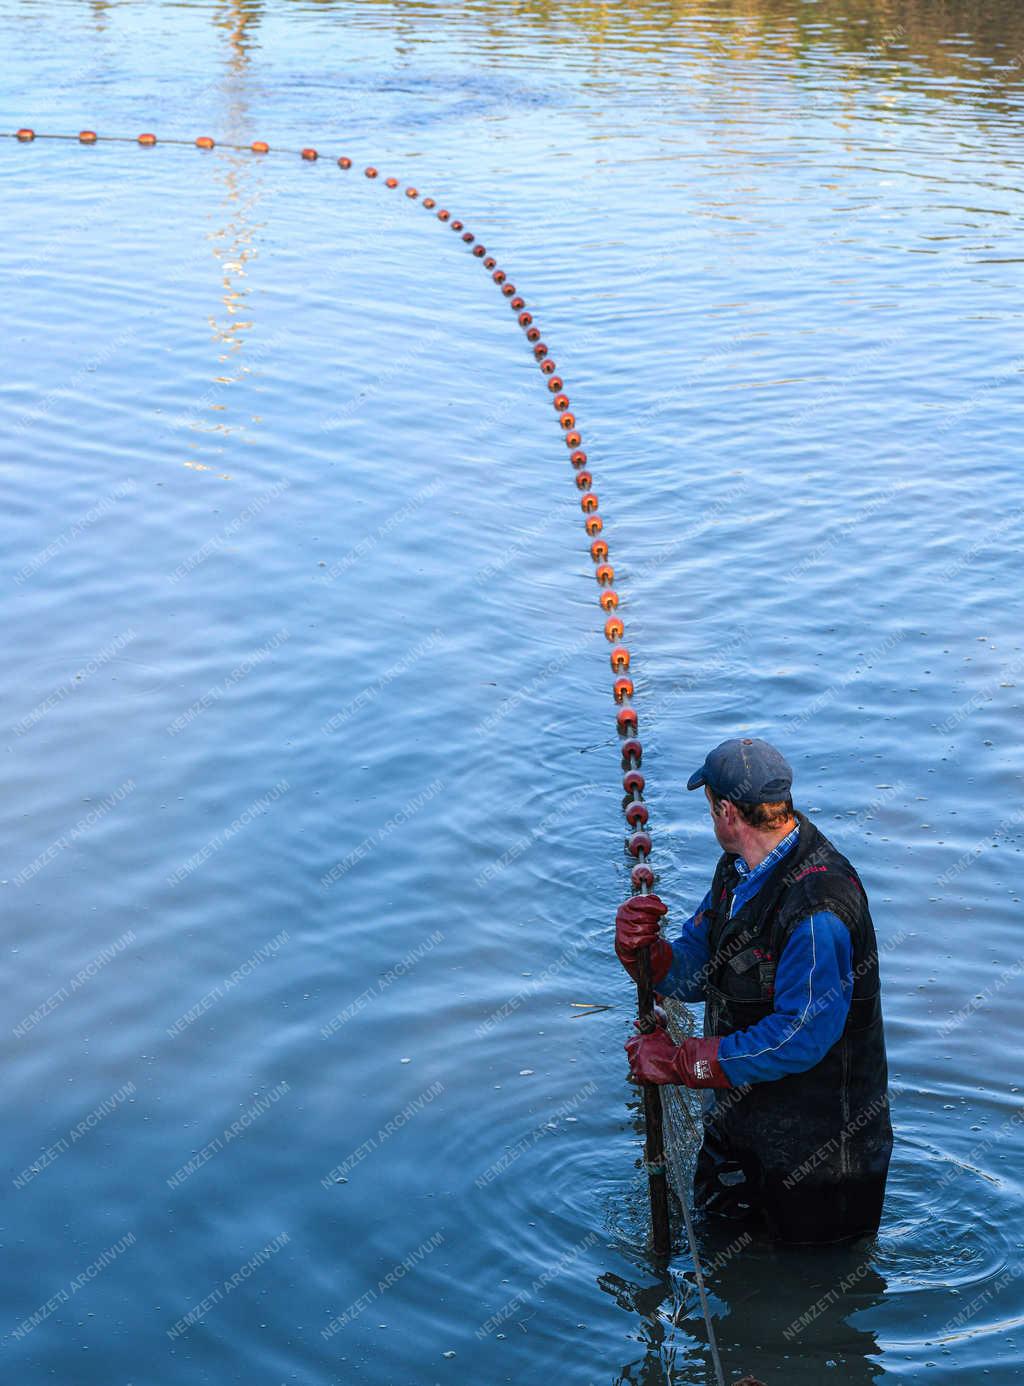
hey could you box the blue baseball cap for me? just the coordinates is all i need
[687,737,793,803]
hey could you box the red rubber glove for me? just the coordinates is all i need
[625,1028,731,1088]
[614,894,672,985]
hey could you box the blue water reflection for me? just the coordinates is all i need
[3,1,1024,1382]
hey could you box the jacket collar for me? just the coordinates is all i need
[734,820,799,883]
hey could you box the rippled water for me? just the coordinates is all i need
[3,1,1024,1382]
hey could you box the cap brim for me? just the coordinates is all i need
[686,769,707,791]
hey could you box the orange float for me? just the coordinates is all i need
[621,738,643,768]
[620,713,642,742]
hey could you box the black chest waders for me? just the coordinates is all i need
[697,812,893,1245]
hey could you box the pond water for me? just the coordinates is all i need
[3,1,1024,1382]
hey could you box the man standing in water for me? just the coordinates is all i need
[617,737,892,1245]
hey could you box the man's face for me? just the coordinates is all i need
[704,786,734,851]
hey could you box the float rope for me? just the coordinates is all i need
[7,126,732,1386]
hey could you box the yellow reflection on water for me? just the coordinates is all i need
[188,0,268,455]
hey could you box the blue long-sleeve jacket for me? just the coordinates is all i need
[658,827,854,1087]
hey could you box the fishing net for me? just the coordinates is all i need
[659,996,703,1207]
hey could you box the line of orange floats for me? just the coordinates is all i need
[10,126,655,890]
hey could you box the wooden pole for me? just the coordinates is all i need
[635,943,672,1256]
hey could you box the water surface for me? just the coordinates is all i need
[2,1,1024,1382]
